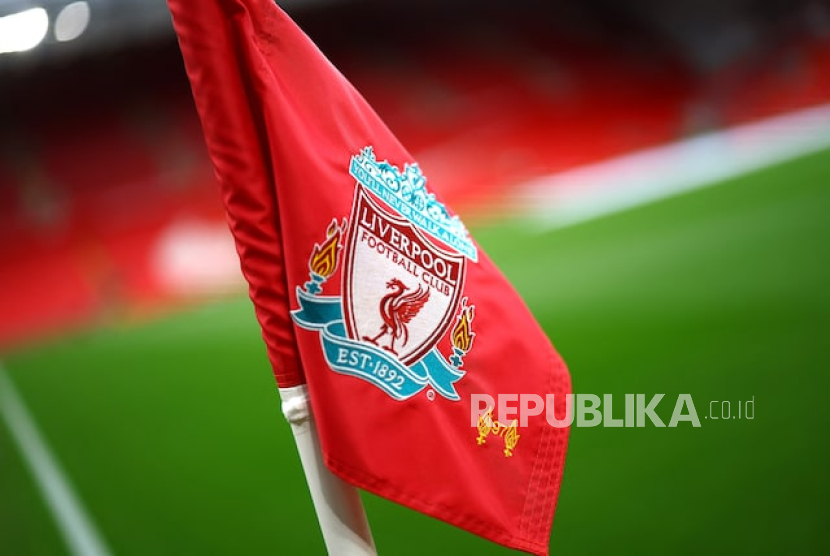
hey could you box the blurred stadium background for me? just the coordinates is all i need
[1,0,829,554]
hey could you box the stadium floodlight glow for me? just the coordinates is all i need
[54,1,90,43]
[0,8,49,54]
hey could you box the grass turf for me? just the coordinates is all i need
[2,149,829,555]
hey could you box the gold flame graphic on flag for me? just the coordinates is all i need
[309,219,345,278]
[451,298,475,352]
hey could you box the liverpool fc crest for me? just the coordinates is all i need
[292,147,478,401]
[344,188,466,366]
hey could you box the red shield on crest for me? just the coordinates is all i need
[343,187,466,366]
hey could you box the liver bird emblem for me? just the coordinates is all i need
[363,277,430,355]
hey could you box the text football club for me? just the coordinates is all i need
[292,147,479,401]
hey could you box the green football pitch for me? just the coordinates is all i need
[2,149,829,555]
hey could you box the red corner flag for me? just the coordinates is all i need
[167,1,571,553]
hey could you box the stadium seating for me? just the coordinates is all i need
[1,24,828,348]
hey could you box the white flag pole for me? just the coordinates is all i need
[279,385,377,555]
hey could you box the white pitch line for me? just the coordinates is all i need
[517,103,830,231]
[0,364,113,556]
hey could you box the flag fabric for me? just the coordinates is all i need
[166,1,571,554]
